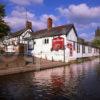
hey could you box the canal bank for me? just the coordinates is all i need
[0,55,99,76]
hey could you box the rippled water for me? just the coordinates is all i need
[0,59,100,100]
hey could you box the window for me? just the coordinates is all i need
[34,41,36,45]
[77,43,80,53]
[96,49,98,53]
[88,46,92,53]
[18,36,20,43]
[73,42,76,50]
[28,40,33,50]
[47,39,49,43]
[44,39,49,44]
[82,45,85,53]
[94,48,96,53]
[44,39,46,44]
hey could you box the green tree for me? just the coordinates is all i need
[92,38,100,47]
[0,4,10,38]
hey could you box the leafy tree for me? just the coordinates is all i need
[92,38,100,47]
[92,27,100,47]
[0,4,10,38]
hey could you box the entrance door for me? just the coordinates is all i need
[19,44,27,54]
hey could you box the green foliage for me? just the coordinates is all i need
[0,4,5,18]
[92,38,100,47]
[95,27,100,37]
[0,49,4,54]
[0,4,10,38]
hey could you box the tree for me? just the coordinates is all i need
[0,4,10,38]
[92,38,100,47]
[92,27,100,47]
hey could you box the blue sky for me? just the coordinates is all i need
[0,0,100,41]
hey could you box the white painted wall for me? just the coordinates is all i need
[65,28,78,61]
[31,28,99,62]
[66,28,77,42]
[6,45,15,52]
[32,35,67,62]
[5,29,32,53]
[31,28,78,62]
[4,27,99,63]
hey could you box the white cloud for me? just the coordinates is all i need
[79,32,94,41]
[40,14,58,26]
[10,0,44,5]
[4,7,58,31]
[58,3,100,25]
[40,14,58,22]
[57,3,100,40]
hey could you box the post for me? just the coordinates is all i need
[99,49,100,63]
[63,41,66,62]
[32,39,35,64]
[27,40,29,56]
[82,44,83,62]
[63,44,65,63]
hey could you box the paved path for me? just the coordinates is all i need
[0,55,97,76]
[0,56,68,76]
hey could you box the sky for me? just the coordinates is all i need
[0,0,100,41]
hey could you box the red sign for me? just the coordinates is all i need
[67,43,72,49]
[52,37,64,51]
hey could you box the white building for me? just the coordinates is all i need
[3,18,100,63]
[3,21,33,53]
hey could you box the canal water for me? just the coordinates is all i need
[0,59,100,100]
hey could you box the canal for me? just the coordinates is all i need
[0,59,100,100]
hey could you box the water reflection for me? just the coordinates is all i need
[0,73,35,100]
[0,59,100,100]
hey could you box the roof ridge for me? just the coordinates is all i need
[31,24,75,39]
[33,24,74,33]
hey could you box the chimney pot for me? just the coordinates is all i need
[26,21,32,29]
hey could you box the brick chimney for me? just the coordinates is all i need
[47,17,52,30]
[26,21,32,29]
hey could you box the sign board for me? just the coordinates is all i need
[52,37,64,51]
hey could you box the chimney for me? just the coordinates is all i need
[47,17,52,30]
[26,21,32,29]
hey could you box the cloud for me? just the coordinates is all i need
[10,0,44,5]
[4,7,58,31]
[57,3,100,25]
[79,32,95,41]
[4,7,35,31]
[57,3,100,40]
[40,14,58,27]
